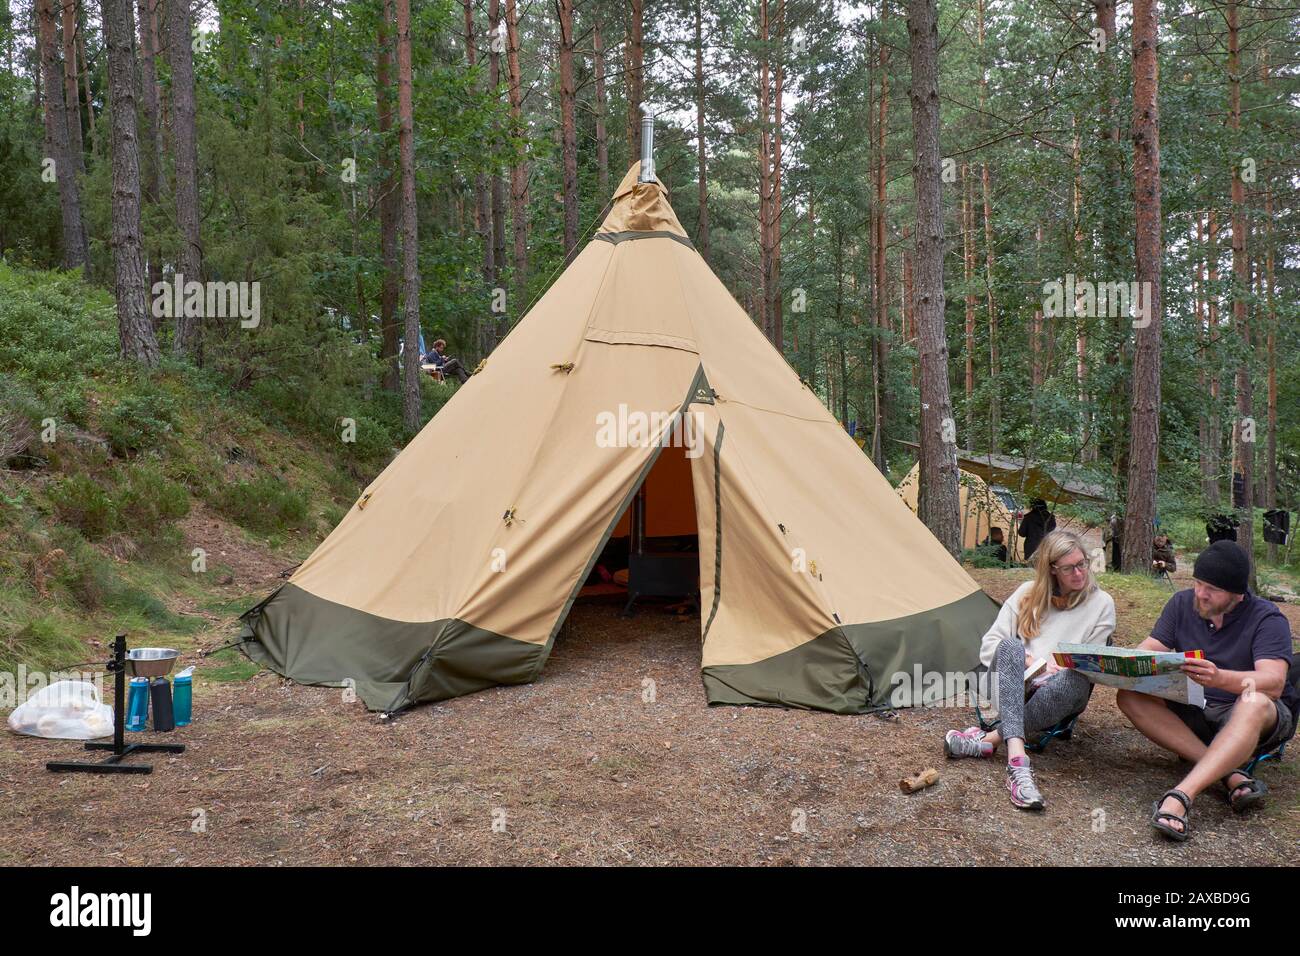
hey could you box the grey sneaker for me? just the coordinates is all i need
[1006,758,1045,810]
[944,726,994,759]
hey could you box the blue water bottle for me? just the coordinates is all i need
[125,677,150,731]
[173,667,193,727]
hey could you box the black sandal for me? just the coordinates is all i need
[1151,788,1192,842]
[1222,771,1268,813]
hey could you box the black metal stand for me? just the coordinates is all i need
[46,635,185,775]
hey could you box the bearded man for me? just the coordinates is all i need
[1117,540,1297,841]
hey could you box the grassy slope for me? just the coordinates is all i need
[0,262,450,681]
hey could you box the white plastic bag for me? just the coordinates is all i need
[7,680,114,740]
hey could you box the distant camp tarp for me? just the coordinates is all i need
[240,163,999,715]
[895,463,1020,560]
[893,441,1108,505]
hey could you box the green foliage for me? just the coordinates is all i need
[49,475,117,541]
[51,537,122,611]
[47,464,190,542]
[212,476,311,534]
[103,392,182,457]
[115,463,192,532]
[963,546,1014,569]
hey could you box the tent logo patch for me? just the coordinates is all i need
[595,405,706,459]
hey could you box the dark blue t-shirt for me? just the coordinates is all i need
[1151,589,1297,713]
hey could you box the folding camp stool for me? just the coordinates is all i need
[1243,660,1299,777]
[975,703,1082,754]
[973,635,1113,753]
[1244,740,1288,778]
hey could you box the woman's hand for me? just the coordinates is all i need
[1043,660,1062,676]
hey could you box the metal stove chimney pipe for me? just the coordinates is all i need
[638,115,655,183]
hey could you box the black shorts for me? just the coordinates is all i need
[1166,697,1296,756]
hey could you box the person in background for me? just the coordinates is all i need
[980,527,1008,564]
[943,530,1116,810]
[424,338,469,384]
[1119,541,1297,841]
[1104,513,1124,571]
[1152,532,1177,574]
[1018,498,1057,560]
[423,338,448,368]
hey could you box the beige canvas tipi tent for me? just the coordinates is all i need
[240,162,998,714]
[896,462,1020,560]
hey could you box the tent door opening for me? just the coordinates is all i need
[581,440,700,615]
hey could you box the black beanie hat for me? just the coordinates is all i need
[1193,540,1250,594]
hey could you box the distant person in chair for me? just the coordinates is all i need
[980,527,1008,563]
[942,530,1116,811]
[1118,541,1297,842]
[424,338,469,384]
[1018,498,1057,560]
[1152,533,1177,574]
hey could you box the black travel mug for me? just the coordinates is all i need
[150,677,175,732]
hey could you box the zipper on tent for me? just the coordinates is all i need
[700,421,725,643]
[383,643,436,717]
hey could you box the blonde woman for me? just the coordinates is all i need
[943,530,1116,809]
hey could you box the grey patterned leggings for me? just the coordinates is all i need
[994,638,1093,742]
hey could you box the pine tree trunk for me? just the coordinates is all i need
[167,0,204,359]
[1207,209,1222,506]
[1121,0,1162,575]
[977,0,998,454]
[1261,51,1277,561]
[463,0,493,359]
[397,0,421,431]
[1032,223,1043,389]
[625,0,644,156]
[962,163,974,440]
[1072,116,1094,461]
[871,0,888,468]
[556,0,578,260]
[378,0,400,391]
[693,0,709,263]
[907,0,960,558]
[489,0,507,296]
[102,0,158,364]
[594,14,609,199]
[1093,0,1126,478]
[1196,212,1215,502]
[904,225,916,392]
[60,0,85,174]
[757,0,770,338]
[1264,187,1277,563]
[506,0,527,317]
[76,4,95,152]
[33,0,43,117]
[136,0,164,299]
[769,0,784,354]
[37,0,88,270]
[1227,0,1254,586]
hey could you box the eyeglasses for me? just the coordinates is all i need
[1052,560,1089,575]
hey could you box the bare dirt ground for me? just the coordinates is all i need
[2,562,1296,866]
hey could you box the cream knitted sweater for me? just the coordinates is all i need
[978,580,1117,670]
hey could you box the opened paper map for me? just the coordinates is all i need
[1052,644,1207,707]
